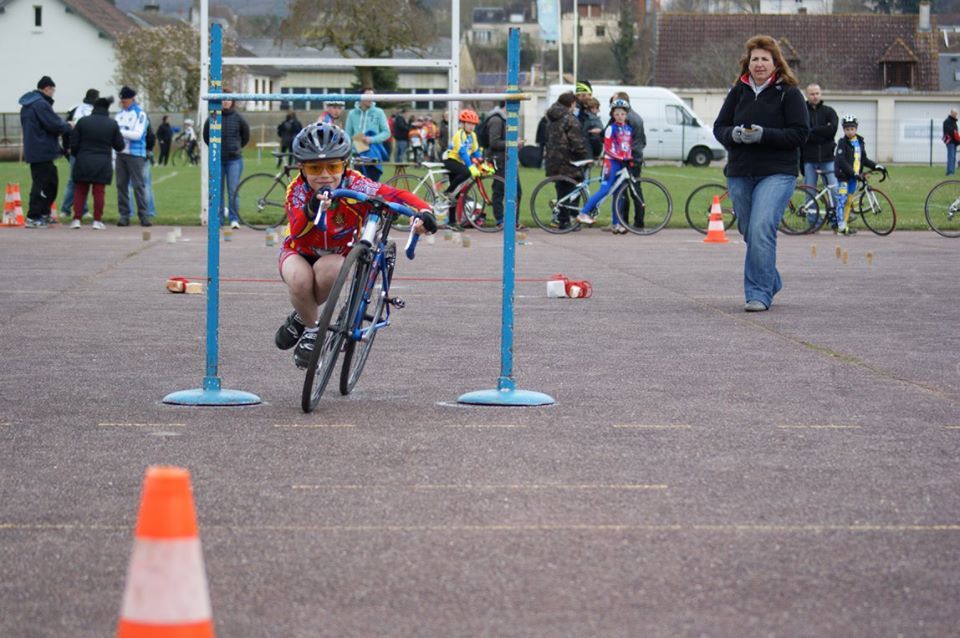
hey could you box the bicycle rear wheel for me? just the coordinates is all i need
[340,243,394,395]
[857,187,895,236]
[529,176,585,234]
[684,183,735,234]
[779,186,821,235]
[457,174,505,232]
[614,177,672,235]
[924,180,960,237]
[301,244,368,412]
[236,173,288,230]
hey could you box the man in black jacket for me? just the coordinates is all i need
[483,102,524,229]
[800,84,839,207]
[18,76,72,227]
[943,109,959,176]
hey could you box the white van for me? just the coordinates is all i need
[546,84,726,166]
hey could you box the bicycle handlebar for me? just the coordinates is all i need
[324,188,437,260]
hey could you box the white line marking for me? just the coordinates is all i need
[291,484,668,491]
[97,422,187,428]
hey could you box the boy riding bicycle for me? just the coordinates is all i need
[274,122,434,369]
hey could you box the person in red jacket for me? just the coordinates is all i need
[273,122,435,369]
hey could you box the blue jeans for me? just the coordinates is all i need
[218,158,243,223]
[727,173,796,308]
[947,143,957,176]
[394,139,408,163]
[128,157,157,216]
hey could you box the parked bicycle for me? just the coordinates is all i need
[780,168,895,236]
[529,160,672,234]
[384,161,504,233]
[684,183,736,234]
[923,179,960,237]
[301,188,437,412]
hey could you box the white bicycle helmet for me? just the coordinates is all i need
[841,114,858,128]
[293,122,352,162]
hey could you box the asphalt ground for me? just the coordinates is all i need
[1,222,958,637]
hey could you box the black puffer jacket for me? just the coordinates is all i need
[800,101,838,164]
[202,108,250,161]
[70,105,125,184]
[713,75,809,177]
[834,134,877,180]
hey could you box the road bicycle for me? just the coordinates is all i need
[235,155,392,231]
[923,179,960,237]
[301,189,437,412]
[684,183,736,234]
[383,161,505,233]
[528,160,672,235]
[780,168,895,236]
[170,135,199,166]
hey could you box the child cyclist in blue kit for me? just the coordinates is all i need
[834,114,885,235]
[577,99,634,234]
[273,122,436,369]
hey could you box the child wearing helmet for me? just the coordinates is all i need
[441,109,484,228]
[274,122,435,369]
[576,99,634,233]
[834,115,883,235]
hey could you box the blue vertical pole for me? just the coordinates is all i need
[458,28,554,407]
[163,23,260,406]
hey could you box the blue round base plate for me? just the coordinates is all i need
[162,388,261,406]
[457,388,555,406]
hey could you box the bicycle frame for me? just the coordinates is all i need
[561,165,634,215]
[348,213,394,344]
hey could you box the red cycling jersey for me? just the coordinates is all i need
[281,169,429,263]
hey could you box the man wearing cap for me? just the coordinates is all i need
[18,76,72,228]
[61,88,100,221]
[114,85,151,227]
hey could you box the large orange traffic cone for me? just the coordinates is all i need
[117,466,215,638]
[3,183,24,227]
[703,195,729,244]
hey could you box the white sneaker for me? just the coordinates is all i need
[576,213,595,225]
[230,220,240,229]
[91,220,105,230]
[70,219,81,229]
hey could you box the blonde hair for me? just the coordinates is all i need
[737,35,798,87]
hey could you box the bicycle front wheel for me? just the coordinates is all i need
[171,147,187,167]
[779,186,821,235]
[302,244,369,412]
[340,242,394,395]
[457,174,505,232]
[614,177,672,235]
[924,180,960,237]
[236,173,288,230]
[857,187,896,236]
[529,176,585,234]
[685,183,735,234]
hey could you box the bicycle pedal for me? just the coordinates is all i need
[388,297,406,309]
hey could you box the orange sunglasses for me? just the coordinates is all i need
[301,160,346,176]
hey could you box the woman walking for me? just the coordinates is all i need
[713,35,808,312]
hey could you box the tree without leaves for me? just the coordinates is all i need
[114,24,243,113]
[279,0,432,90]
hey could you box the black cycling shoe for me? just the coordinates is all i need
[293,330,318,369]
[275,311,305,350]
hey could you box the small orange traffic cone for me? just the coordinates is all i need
[2,183,24,227]
[117,466,215,638]
[48,201,59,224]
[703,195,729,244]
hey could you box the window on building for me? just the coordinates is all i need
[595,26,605,37]
[883,62,913,88]
[34,5,42,27]
[473,30,492,44]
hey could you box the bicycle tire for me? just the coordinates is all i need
[685,183,735,234]
[614,176,672,235]
[457,174,505,233]
[923,180,960,237]
[779,186,821,235]
[857,187,896,236]
[340,242,395,395]
[236,173,288,230]
[529,176,585,234]
[383,173,442,230]
[301,244,368,412]
[171,147,187,167]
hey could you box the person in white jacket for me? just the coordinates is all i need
[114,85,150,227]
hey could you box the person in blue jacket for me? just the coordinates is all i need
[19,76,72,228]
[713,35,809,313]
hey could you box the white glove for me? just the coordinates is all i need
[875,164,885,172]
[731,126,745,144]
[740,125,763,144]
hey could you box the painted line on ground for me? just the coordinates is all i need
[613,424,692,430]
[291,483,668,491]
[6,522,960,534]
[443,423,527,429]
[152,171,179,185]
[272,423,356,429]
[97,422,187,428]
[944,425,960,429]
